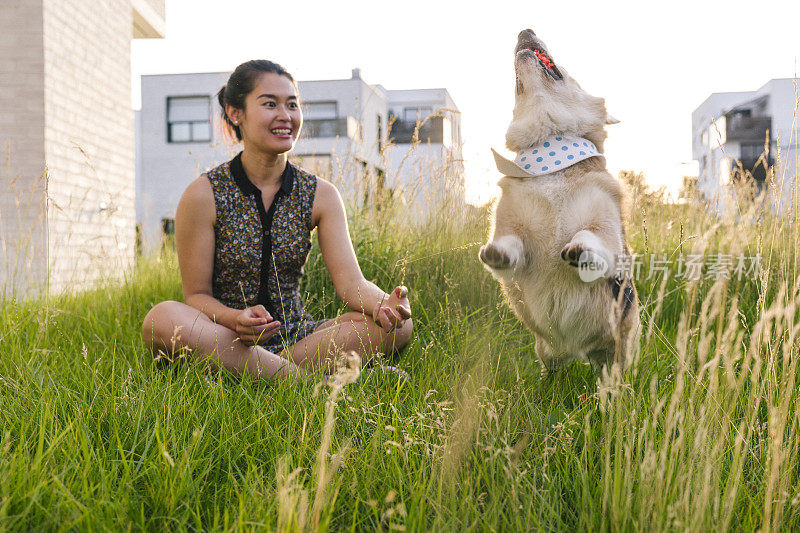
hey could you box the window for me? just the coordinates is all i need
[303,101,337,120]
[167,96,211,143]
[377,113,383,151]
[441,117,451,148]
[719,158,731,186]
[403,106,432,123]
[740,143,764,161]
[710,116,726,146]
[161,218,175,236]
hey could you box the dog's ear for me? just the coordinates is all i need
[605,114,620,125]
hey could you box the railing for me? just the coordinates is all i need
[725,115,771,144]
[388,116,445,144]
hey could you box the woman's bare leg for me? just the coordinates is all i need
[280,311,413,372]
[141,300,307,380]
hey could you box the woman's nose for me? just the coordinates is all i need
[277,106,292,121]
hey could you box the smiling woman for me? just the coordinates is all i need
[216,60,299,146]
[141,59,413,382]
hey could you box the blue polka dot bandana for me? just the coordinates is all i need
[492,135,602,178]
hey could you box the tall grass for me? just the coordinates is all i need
[2,114,800,530]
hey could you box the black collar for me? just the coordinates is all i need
[230,152,295,196]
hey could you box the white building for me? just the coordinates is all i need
[290,68,388,199]
[692,79,799,211]
[135,69,463,251]
[387,88,464,221]
[136,71,235,249]
[1,0,165,299]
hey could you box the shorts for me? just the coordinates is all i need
[263,317,331,354]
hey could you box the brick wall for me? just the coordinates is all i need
[0,0,48,299]
[42,0,136,292]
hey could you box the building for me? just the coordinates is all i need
[692,79,799,210]
[135,69,463,251]
[288,68,388,202]
[1,0,165,299]
[136,71,235,251]
[386,88,464,220]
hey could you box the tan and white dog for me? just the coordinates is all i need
[479,28,639,371]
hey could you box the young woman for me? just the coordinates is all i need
[141,60,413,381]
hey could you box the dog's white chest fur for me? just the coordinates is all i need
[493,174,617,361]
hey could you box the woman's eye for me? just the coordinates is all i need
[289,102,298,109]
[264,102,276,108]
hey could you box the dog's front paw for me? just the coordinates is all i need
[560,242,586,267]
[561,243,609,282]
[480,242,515,270]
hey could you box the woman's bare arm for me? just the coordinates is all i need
[174,175,241,330]
[312,179,410,330]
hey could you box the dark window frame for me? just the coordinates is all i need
[403,106,432,123]
[167,95,212,143]
[377,113,383,151]
[303,101,338,120]
[740,143,764,161]
[161,218,175,236]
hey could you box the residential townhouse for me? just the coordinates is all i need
[135,69,464,251]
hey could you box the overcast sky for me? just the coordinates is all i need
[132,0,800,204]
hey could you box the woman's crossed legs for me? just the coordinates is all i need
[141,301,413,381]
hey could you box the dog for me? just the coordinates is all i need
[479,28,639,371]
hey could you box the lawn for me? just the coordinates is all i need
[2,184,800,531]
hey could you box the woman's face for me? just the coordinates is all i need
[229,72,303,155]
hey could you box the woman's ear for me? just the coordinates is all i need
[225,104,242,124]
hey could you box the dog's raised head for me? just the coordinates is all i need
[506,29,618,154]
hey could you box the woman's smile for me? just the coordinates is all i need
[270,127,293,138]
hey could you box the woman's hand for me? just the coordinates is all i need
[372,286,412,334]
[234,305,281,346]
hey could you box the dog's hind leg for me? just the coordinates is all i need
[587,348,613,371]
[534,333,558,376]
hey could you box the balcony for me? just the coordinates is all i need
[300,117,357,139]
[725,114,771,144]
[388,116,446,144]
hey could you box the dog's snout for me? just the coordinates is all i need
[515,29,540,54]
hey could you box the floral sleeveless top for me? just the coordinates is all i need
[206,153,320,349]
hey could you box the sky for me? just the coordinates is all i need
[131,0,800,205]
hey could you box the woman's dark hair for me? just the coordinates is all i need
[216,60,296,142]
